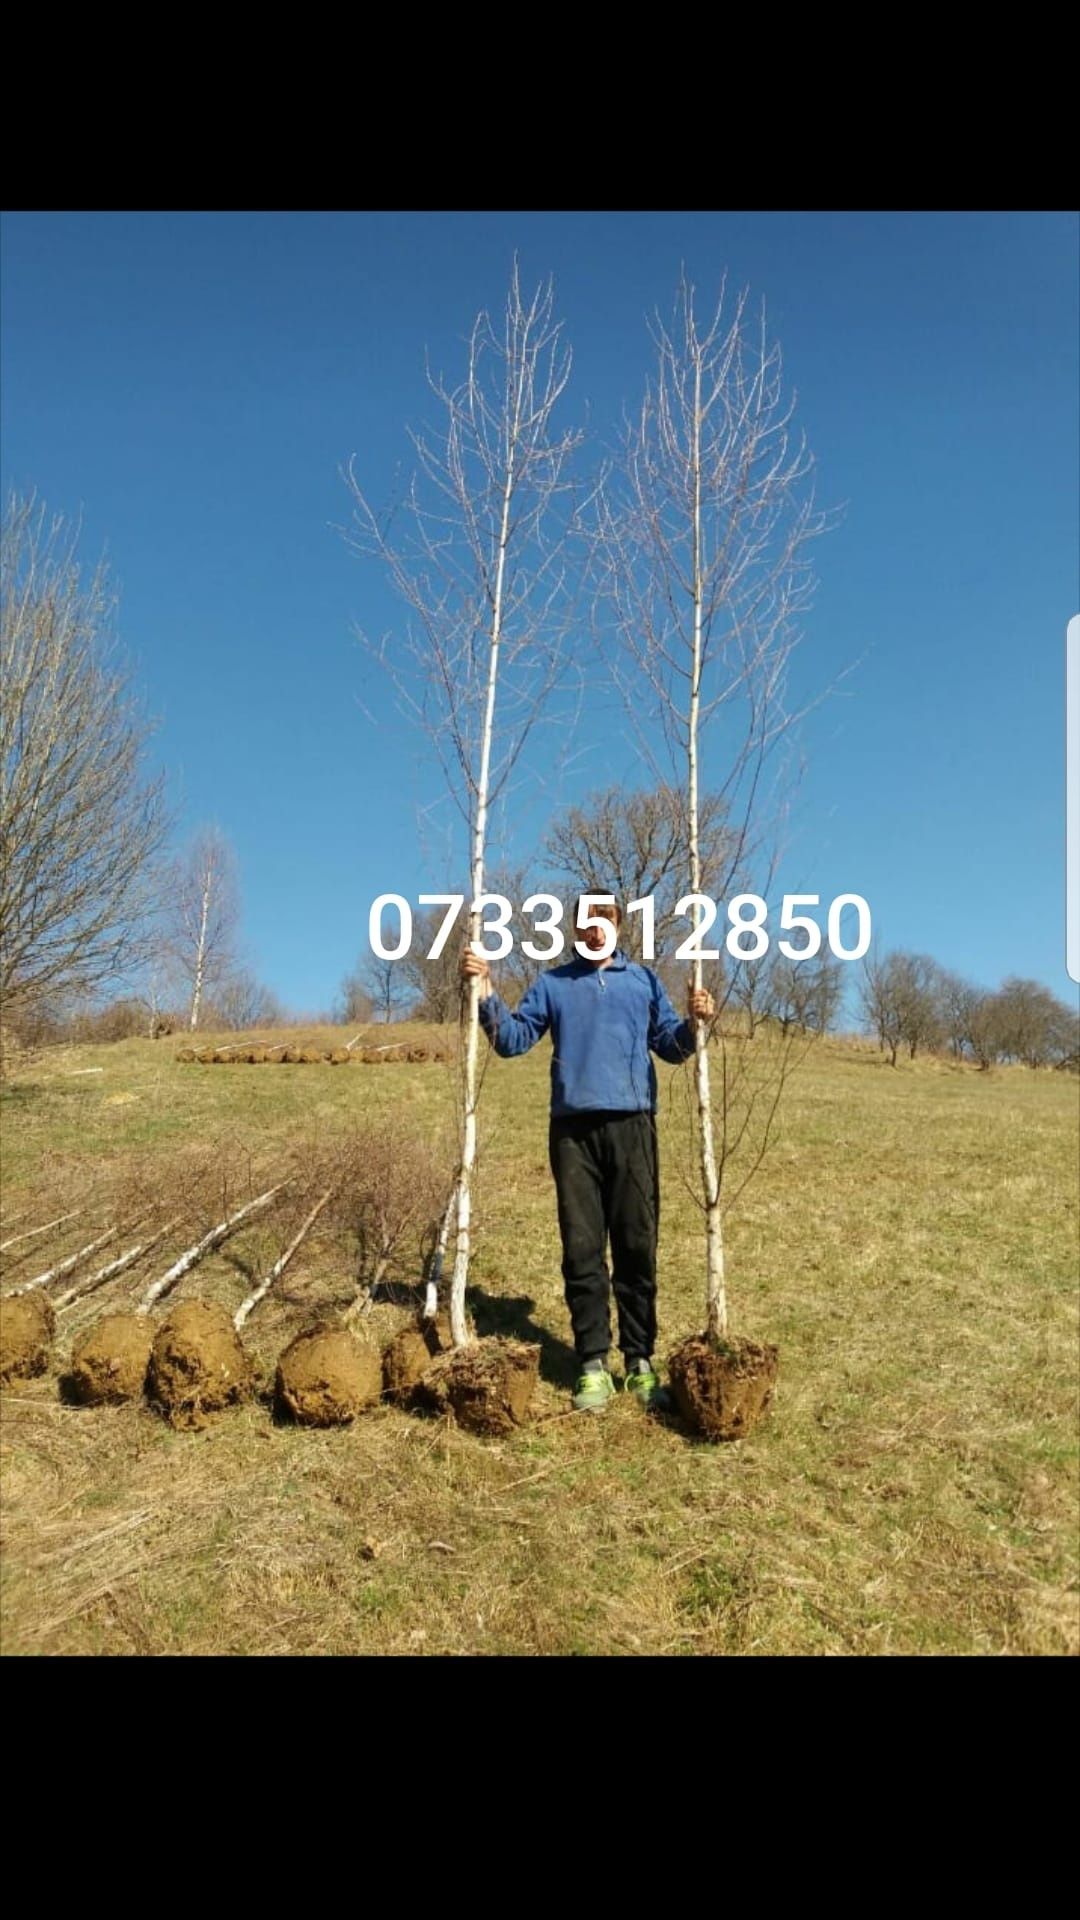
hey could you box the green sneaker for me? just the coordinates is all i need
[572,1364,616,1412]
[624,1362,671,1412]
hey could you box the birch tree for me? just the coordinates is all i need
[170,828,239,1030]
[356,954,402,1023]
[599,275,827,1352]
[344,265,584,1347]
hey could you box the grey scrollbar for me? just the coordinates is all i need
[1060,614,1068,983]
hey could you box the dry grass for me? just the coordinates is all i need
[1,1025,1076,1656]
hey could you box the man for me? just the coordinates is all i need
[461,895,715,1412]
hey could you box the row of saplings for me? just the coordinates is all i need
[0,1288,541,1436]
[175,1044,448,1066]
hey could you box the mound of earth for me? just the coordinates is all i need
[419,1337,539,1436]
[275,1323,382,1425]
[67,1312,152,1405]
[148,1299,253,1428]
[668,1333,779,1442]
[382,1312,458,1401]
[0,1291,56,1382]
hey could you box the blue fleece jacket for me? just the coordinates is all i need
[478,950,696,1118]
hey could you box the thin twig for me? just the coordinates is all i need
[54,1218,181,1312]
[234,1190,332,1329]
[0,1207,83,1255]
[139,1183,288,1312]
[6,1223,129,1298]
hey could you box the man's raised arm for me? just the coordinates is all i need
[462,950,551,1057]
[648,970,715,1065]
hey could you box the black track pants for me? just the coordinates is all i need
[548,1109,660,1364]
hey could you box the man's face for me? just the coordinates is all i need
[576,900,621,962]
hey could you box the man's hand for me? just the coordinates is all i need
[461,949,491,992]
[688,985,715,1023]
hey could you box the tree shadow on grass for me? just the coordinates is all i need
[221,1248,257,1284]
[466,1284,578,1389]
[363,1276,427,1312]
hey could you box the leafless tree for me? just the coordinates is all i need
[333,1118,454,1315]
[69,996,146,1043]
[544,782,730,961]
[993,976,1075,1068]
[168,827,239,1030]
[937,968,981,1060]
[362,957,398,1023]
[343,264,585,1345]
[966,989,1004,1071]
[860,946,892,1055]
[730,954,770,1037]
[336,957,393,1024]
[1047,996,1080,1071]
[402,907,462,1023]
[766,952,845,1035]
[0,493,167,1034]
[132,952,177,1037]
[596,274,829,1343]
[861,950,942,1064]
[211,969,283,1032]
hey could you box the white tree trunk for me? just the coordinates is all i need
[0,1207,82,1254]
[54,1217,180,1311]
[6,1224,124,1298]
[345,1250,391,1325]
[424,1182,459,1320]
[449,419,518,1348]
[139,1183,286,1312]
[689,359,726,1342]
[188,851,214,1030]
[234,1190,330,1329]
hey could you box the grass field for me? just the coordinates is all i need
[1,1022,1077,1656]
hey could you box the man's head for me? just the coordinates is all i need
[573,892,622,962]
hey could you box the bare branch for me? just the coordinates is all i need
[5,1223,126,1297]
[234,1190,332,1329]
[54,1217,181,1312]
[139,1183,288,1312]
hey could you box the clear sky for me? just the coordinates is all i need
[2,210,1077,1014]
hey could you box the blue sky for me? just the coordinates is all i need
[2,210,1077,1013]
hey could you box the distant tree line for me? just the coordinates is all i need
[860,951,1077,1071]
